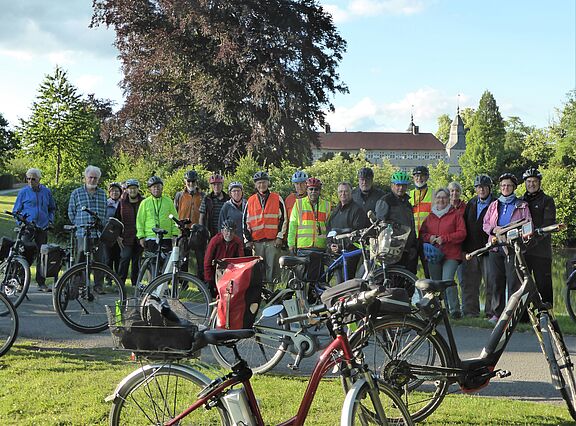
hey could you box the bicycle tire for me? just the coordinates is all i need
[341,378,414,425]
[210,289,290,374]
[134,256,155,297]
[141,272,211,325]
[348,315,451,423]
[372,267,418,298]
[564,278,576,322]
[53,262,125,333]
[109,363,228,426]
[539,313,576,420]
[0,293,18,357]
[0,256,31,308]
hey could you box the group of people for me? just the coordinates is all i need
[12,163,556,324]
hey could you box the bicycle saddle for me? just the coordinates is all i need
[416,279,456,293]
[152,228,168,236]
[279,255,309,269]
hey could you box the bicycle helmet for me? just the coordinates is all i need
[291,170,309,183]
[253,171,269,182]
[108,182,122,191]
[357,167,374,180]
[306,177,322,188]
[423,243,444,264]
[412,166,429,177]
[498,173,518,186]
[522,167,542,181]
[184,170,198,181]
[391,171,411,185]
[147,176,164,187]
[125,178,140,188]
[228,181,243,191]
[221,219,237,231]
[473,174,492,187]
[209,174,224,184]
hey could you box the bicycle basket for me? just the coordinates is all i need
[106,298,205,359]
[0,237,14,260]
[369,223,411,264]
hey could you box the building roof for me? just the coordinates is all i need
[446,108,467,150]
[318,131,445,151]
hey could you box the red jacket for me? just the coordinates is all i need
[420,207,467,261]
[203,233,245,283]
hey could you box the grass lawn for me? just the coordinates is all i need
[0,341,573,425]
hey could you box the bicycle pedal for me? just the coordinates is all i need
[496,370,511,378]
[287,363,300,371]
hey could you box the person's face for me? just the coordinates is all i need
[150,183,163,197]
[26,174,40,189]
[337,184,352,205]
[391,183,408,197]
[255,179,269,193]
[84,172,100,188]
[307,186,320,202]
[211,182,223,195]
[230,188,243,202]
[185,179,196,191]
[499,179,516,196]
[359,177,372,192]
[127,186,139,198]
[435,191,449,209]
[475,185,490,199]
[449,187,461,204]
[221,227,234,242]
[525,177,541,194]
[109,187,121,200]
[294,181,307,196]
[413,173,428,186]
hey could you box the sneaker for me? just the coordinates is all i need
[38,284,52,293]
[488,315,499,324]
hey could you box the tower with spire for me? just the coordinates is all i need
[445,106,466,174]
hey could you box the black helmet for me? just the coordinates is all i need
[108,182,122,191]
[474,174,493,187]
[522,167,542,181]
[412,165,429,177]
[253,171,269,182]
[184,170,198,181]
[221,219,236,231]
[147,176,164,188]
[357,167,374,179]
[498,173,518,186]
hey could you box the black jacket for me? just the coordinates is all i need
[375,192,416,253]
[327,201,369,248]
[523,190,556,258]
[352,186,386,214]
[462,196,491,253]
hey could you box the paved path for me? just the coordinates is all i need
[15,289,576,404]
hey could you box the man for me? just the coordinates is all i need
[411,165,432,277]
[284,170,308,220]
[13,168,56,292]
[68,165,108,292]
[288,177,331,254]
[461,174,494,318]
[327,181,368,281]
[219,181,247,237]
[522,167,556,305]
[375,171,417,274]
[352,167,385,214]
[243,171,287,283]
[115,179,144,286]
[136,176,179,253]
[103,182,122,274]
[199,174,230,237]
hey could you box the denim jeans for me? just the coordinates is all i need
[428,258,461,315]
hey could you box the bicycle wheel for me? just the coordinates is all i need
[141,272,211,325]
[342,378,414,425]
[373,267,418,298]
[134,256,155,297]
[109,363,228,426]
[564,274,576,322]
[0,256,31,308]
[53,262,125,333]
[0,293,18,357]
[210,289,289,374]
[349,315,451,423]
[539,314,576,420]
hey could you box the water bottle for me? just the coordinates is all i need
[383,224,393,250]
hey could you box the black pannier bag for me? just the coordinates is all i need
[22,242,37,266]
[40,244,65,278]
[188,224,209,250]
[0,237,14,260]
[100,217,124,246]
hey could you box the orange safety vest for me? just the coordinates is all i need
[246,192,281,241]
[177,189,203,226]
[411,187,432,236]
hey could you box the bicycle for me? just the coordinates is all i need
[106,288,413,425]
[0,291,18,357]
[564,260,576,322]
[52,207,126,333]
[349,219,576,422]
[0,210,41,307]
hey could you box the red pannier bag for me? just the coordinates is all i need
[216,256,264,329]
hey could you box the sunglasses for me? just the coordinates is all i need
[26,177,37,181]
[186,180,196,183]
[307,187,320,192]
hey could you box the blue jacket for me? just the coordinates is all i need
[13,185,56,229]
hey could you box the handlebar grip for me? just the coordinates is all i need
[278,304,327,325]
[335,232,354,240]
[537,223,564,234]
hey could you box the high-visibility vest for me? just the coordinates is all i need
[411,187,432,236]
[246,192,281,241]
[288,197,331,249]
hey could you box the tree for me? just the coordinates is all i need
[460,107,476,130]
[521,128,553,167]
[91,0,348,171]
[0,113,19,169]
[17,67,109,185]
[428,160,452,191]
[435,114,451,144]
[550,90,576,167]
[502,116,534,178]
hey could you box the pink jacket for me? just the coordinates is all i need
[420,207,467,261]
[482,198,532,236]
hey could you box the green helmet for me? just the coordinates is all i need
[391,171,410,185]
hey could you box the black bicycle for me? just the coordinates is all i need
[0,292,18,357]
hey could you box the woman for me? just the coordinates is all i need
[420,188,467,319]
[448,181,466,215]
[483,173,532,323]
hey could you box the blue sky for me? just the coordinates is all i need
[1,0,574,134]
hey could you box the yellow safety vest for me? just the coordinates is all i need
[410,187,432,236]
[288,197,331,249]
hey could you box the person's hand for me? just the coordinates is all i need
[435,236,443,245]
[274,238,283,248]
[429,235,438,245]
[493,226,502,235]
[139,238,146,248]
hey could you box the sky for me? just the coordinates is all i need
[0,0,575,135]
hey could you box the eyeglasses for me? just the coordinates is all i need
[307,188,320,192]
[26,177,37,181]
[186,180,196,183]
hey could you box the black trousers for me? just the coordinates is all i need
[525,254,553,305]
[118,244,143,285]
[488,250,520,317]
[28,228,48,285]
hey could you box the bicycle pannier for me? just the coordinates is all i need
[0,237,14,260]
[40,244,64,278]
[216,256,264,329]
[188,224,209,250]
[22,242,37,265]
[100,217,124,246]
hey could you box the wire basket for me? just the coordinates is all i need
[369,223,411,264]
[106,298,204,359]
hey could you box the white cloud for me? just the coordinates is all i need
[0,49,33,61]
[75,74,103,93]
[47,50,77,66]
[322,0,427,23]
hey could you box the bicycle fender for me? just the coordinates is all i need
[340,378,368,426]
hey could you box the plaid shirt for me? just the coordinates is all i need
[68,185,108,237]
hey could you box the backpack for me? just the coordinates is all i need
[216,256,264,329]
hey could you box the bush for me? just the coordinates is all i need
[50,181,80,241]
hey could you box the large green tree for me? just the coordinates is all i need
[502,116,534,177]
[435,114,451,144]
[550,90,576,167]
[91,0,347,171]
[0,113,19,169]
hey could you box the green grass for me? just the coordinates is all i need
[0,341,573,425]
[0,194,18,238]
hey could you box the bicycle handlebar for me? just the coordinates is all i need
[168,214,191,229]
[4,210,39,229]
[81,206,102,223]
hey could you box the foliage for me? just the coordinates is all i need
[502,116,534,178]
[459,107,476,130]
[428,160,453,192]
[522,127,554,168]
[542,165,576,245]
[91,0,347,171]
[162,165,211,200]
[225,154,263,197]
[435,113,451,144]
[49,181,83,239]
[4,152,33,182]
[550,90,576,168]
[0,112,19,169]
